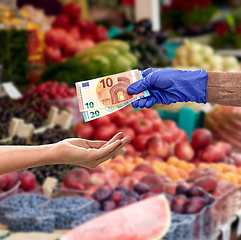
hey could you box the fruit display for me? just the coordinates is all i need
[18,81,76,118]
[115,31,170,70]
[0,97,44,139]
[41,40,138,85]
[172,40,241,72]
[6,209,55,233]
[205,105,241,153]
[0,194,48,224]
[43,196,97,229]
[44,3,108,64]
[60,194,171,240]
[164,213,195,240]
[20,5,55,33]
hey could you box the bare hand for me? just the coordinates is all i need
[54,132,130,168]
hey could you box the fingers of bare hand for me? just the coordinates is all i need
[97,136,131,164]
[86,140,107,149]
[102,132,124,147]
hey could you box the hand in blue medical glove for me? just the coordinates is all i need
[127,68,208,109]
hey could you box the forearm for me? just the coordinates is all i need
[0,145,56,175]
[207,71,241,106]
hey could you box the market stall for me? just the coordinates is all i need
[2,0,241,240]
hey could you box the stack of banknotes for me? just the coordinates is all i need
[76,70,150,122]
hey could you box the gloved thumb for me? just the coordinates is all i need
[127,73,153,95]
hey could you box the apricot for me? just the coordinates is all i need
[178,169,189,179]
[123,162,135,173]
[237,168,241,175]
[198,163,209,169]
[219,174,231,182]
[133,157,145,165]
[112,163,125,177]
[176,161,188,170]
[167,156,179,166]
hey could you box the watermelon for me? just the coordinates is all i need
[60,194,171,240]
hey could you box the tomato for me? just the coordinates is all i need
[132,119,153,135]
[164,120,178,134]
[73,122,94,139]
[173,129,188,144]
[109,111,120,122]
[132,111,144,119]
[120,127,136,142]
[133,135,150,152]
[124,144,136,156]
[90,116,111,128]
[159,127,173,144]
[141,108,159,118]
[94,26,108,42]
[94,123,118,141]
[147,114,163,131]
[115,112,136,128]
[149,131,163,140]
[121,106,134,114]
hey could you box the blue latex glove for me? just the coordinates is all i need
[127,68,208,109]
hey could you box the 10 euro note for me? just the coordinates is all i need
[76,70,148,112]
[82,91,150,122]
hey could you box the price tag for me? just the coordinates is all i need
[221,223,231,240]
[236,209,241,236]
[42,177,58,198]
[2,82,22,100]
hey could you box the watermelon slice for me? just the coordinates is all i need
[60,194,171,240]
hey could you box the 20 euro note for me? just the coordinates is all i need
[76,70,148,112]
[82,91,150,122]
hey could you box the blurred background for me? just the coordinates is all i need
[1,1,241,240]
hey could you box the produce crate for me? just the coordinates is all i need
[164,182,217,240]
[157,107,205,141]
[0,182,20,202]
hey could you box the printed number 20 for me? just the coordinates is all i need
[90,110,100,118]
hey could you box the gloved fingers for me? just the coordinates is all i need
[142,68,159,78]
[145,97,158,108]
[138,98,147,108]
[127,73,153,95]
[132,100,139,108]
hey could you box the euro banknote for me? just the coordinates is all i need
[76,70,147,112]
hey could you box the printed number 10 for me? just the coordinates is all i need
[85,102,94,109]
[100,78,113,88]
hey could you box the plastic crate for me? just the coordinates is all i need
[157,108,205,141]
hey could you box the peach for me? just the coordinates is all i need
[123,162,135,173]
[124,155,134,163]
[111,163,125,177]
[119,177,139,191]
[84,184,101,198]
[145,155,164,163]
[214,141,232,157]
[167,156,179,165]
[194,176,218,192]
[147,139,171,159]
[165,182,178,195]
[89,173,107,185]
[124,171,146,181]
[202,145,223,163]
[189,168,218,182]
[174,142,195,161]
[63,168,90,191]
[178,169,188,179]
[112,155,125,164]
[133,163,156,174]
[141,174,165,193]
[83,165,104,174]
[104,169,120,187]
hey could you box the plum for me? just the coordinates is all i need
[102,201,116,211]
[133,182,150,195]
[176,185,189,195]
